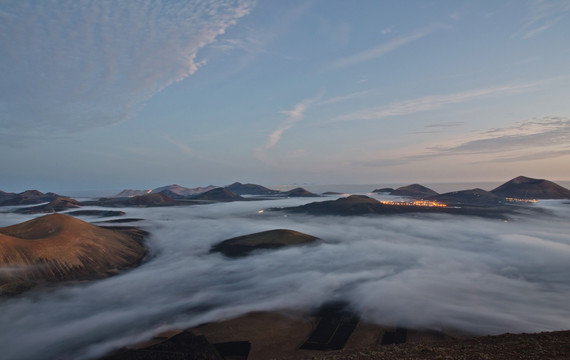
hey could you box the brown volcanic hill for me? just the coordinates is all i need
[491,176,570,199]
[390,184,438,198]
[429,188,504,206]
[284,187,320,197]
[15,197,81,214]
[0,214,145,287]
[225,182,280,195]
[211,229,319,257]
[192,188,244,202]
[0,190,62,206]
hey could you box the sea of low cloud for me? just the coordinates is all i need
[0,195,569,359]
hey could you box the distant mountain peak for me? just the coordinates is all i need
[491,176,570,199]
[284,187,319,197]
[151,184,217,196]
[510,176,543,184]
[225,182,279,195]
[193,187,244,202]
[390,184,438,198]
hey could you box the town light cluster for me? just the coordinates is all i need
[505,197,537,203]
[380,200,447,207]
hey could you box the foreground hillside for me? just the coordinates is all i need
[306,330,570,360]
[0,214,146,295]
[102,311,570,360]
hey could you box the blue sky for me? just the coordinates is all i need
[1,0,570,192]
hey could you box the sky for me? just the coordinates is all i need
[1,0,570,192]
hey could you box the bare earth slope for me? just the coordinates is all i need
[0,214,146,288]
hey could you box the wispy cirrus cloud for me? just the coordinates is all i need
[326,24,443,70]
[357,116,570,168]
[513,1,570,39]
[258,94,321,153]
[410,121,464,134]
[521,15,564,39]
[0,0,254,135]
[440,116,570,154]
[316,90,374,106]
[330,83,536,123]
[163,135,192,155]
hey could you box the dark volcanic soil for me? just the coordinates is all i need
[103,311,570,360]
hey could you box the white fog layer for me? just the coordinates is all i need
[1,196,569,359]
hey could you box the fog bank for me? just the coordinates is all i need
[1,197,569,359]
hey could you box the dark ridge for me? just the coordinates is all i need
[284,187,320,197]
[428,188,504,206]
[83,193,177,207]
[151,184,217,197]
[96,218,146,224]
[491,175,570,199]
[122,193,176,206]
[390,184,438,198]
[372,187,394,193]
[283,194,525,219]
[15,197,81,214]
[0,190,63,206]
[210,229,319,258]
[66,210,126,217]
[286,195,387,215]
[192,187,244,202]
[225,182,280,195]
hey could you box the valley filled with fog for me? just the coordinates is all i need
[1,194,569,359]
